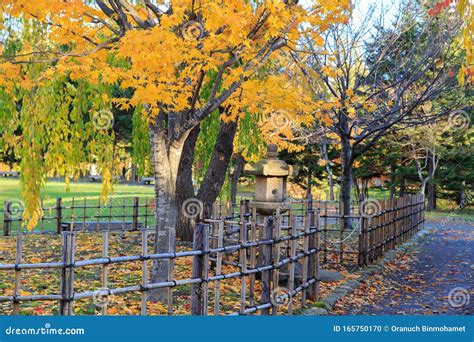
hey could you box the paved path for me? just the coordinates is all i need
[344,220,473,315]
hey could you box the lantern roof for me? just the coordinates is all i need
[245,144,293,177]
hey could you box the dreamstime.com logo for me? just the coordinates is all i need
[270,109,293,129]
[359,199,382,218]
[92,287,115,309]
[182,198,203,219]
[440,193,472,226]
[180,20,204,40]
[447,287,470,309]
[5,198,25,219]
[4,323,85,336]
[271,287,291,308]
[92,109,114,130]
[445,109,471,132]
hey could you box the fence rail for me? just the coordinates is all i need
[3,196,155,236]
[0,194,424,315]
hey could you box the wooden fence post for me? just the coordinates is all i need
[140,230,148,315]
[132,197,139,230]
[60,231,75,316]
[191,222,209,315]
[101,231,109,315]
[261,216,273,315]
[358,216,368,267]
[239,200,248,315]
[301,208,310,306]
[13,234,23,314]
[3,201,11,236]
[314,209,321,301]
[287,215,297,314]
[56,198,62,234]
[306,206,316,300]
[323,201,328,263]
[271,209,281,315]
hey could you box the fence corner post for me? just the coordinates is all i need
[261,216,274,315]
[3,201,11,236]
[358,216,368,267]
[60,231,75,316]
[132,197,139,230]
[191,222,208,315]
[56,198,63,234]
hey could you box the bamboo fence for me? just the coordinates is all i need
[0,194,424,315]
[3,196,155,236]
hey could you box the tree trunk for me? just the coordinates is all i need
[390,162,396,199]
[426,150,436,211]
[197,120,238,204]
[420,179,427,195]
[458,181,466,208]
[340,138,353,229]
[148,122,183,303]
[231,153,245,205]
[131,163,137,182]
[175,119,239,242]
[426,180,436,211]
[176,126,201,242]
[327,168,335,201]
[306,171,312,199]
[399,176,406,197]
[320,142,334,201]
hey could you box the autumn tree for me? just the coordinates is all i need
[293,0,467,227]
[0,0,350,302]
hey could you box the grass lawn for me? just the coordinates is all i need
[0,178,154,233]
[0,178,154,206]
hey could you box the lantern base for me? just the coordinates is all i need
[250,201,290,215]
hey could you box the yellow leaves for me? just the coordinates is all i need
[321,65,343,78]
[313,35,325,46]
[321,113,332,126]
[0,63,21,90]
[457,66,466,86]
[363,101,377,113]
[317,100,340,111]
[321,65,336,78]
[0,0,352,228]
[347,107,356,118]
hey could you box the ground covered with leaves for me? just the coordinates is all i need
[0,231,352,316]
[332,220,473,315]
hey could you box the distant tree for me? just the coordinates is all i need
[294,1,466,227]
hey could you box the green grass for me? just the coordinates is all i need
[0,178,154,232]
[425,210,474,221]
[1,178,472,233]
[0,178,154,206]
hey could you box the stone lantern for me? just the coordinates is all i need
[246,144,293,215]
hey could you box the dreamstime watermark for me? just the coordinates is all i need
[82,191,126,229]
[182,198,204,219]
[440,193,472,226]
[92,287,115,309]
[180,20,204,41]
[447,287,470,308]
[4,323,85,336]
[270,109,292,129]
[92,109,114,130]
[359,198,382,218]
[270,287,291,308]
[446,109,471,132]
[191,283,206,301]
[173,112,201,140]
[5,198,25,219]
